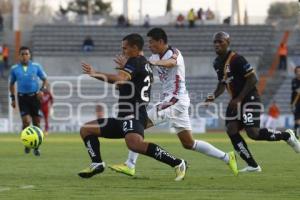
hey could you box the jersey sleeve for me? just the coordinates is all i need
[164,48,179,62]
[119,57,137,80]
[9,68,16,85]
[37,64,47,80]
[232,55,254,77]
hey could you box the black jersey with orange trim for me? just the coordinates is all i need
[213,51,259,99]
[291,78,300,106]
[118,55,153,125]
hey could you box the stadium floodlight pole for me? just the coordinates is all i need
[123,0,129,19]
[13,0,20,62]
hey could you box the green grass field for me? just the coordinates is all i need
[1,133,300,200]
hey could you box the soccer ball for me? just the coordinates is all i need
[21,126,44,149]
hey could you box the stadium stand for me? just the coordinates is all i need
[270,78,291,114]
[32,25,274,57]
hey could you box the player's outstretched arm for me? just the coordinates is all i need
[150,58,176,68]
[82,62,130,84]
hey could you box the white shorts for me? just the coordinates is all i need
[147,97,192,133]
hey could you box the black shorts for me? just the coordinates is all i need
[97,118,145,139]
[293,104,300,120]
[226,95,262,129]
[18,93,41,117]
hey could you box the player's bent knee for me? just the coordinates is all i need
[80,126,89,138]
[181,142,193,150]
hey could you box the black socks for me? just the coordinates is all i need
[146,143,182,167]
[257,128,290,141]
[83,135,102,163]
[229,134,258,167]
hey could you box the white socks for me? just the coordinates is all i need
[125,150,139,169]
[193,140,229,163]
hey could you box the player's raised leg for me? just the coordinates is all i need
[245,127,300,153]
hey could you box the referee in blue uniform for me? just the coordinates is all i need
[9,46,48,156]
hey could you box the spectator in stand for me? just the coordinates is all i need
[278,42,288,70]
[143,14,150,28]
[187,9,196,28]
[197,8,204,23]
[205,8,215,20]
[176,13,185,28]
[82,36,95,52]
[265,101,280,130]
[223,16,231,25]
[2,44,9,69]
[117,14,130,27]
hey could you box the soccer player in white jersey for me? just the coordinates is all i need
[109,28,238,176]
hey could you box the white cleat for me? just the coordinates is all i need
[285,129,300,153]
[174,160,187,181]
[239,165,262,173]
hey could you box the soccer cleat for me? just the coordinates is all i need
[285,129,300,153]
[78,162,105,178]
[24,147,31,154]
[108,163,135,176]
[33,148,40,156]
[174,160,187,181]
[227,151,238,176]
[239,165,262,173]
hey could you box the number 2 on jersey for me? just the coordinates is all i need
[141,76,150,102]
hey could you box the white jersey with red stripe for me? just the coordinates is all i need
[149,46,190,105]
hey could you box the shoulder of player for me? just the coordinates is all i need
[31,62,43,68]
[10,64,19,70]
[167,46,180,57]
[229,52,247,66]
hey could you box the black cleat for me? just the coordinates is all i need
[78,162,105,178]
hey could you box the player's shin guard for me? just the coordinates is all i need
[256,128,290,141]
[229,134,258,168]
[83,135,102,163]
[145,143,182,167]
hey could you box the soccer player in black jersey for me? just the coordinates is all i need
[206,31,300,172]
[78,33,187,181]
[291,66,300,138]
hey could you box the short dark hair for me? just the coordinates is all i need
[147,28,168,43]
[19,46,31,54]
[122,33,144,50]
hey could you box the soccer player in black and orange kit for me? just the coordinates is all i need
[291,66,300,138]
[206,32,300,172]
[77,33,187,181]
